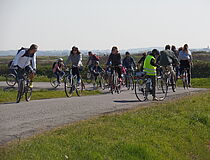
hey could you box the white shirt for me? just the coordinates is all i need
[13,50,36,69]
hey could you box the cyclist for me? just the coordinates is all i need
[171,45,180,79]
[158,45,179,86]
[92,61,104,87]
[13,44,38,88]
[66,46,83,84]
[179,44,193,87]
[106,46,122,82]
[143,49,160,101]
[122,52,136,71]
[86,51,99,72]
[137,52,147,72]
[52,58,65,85]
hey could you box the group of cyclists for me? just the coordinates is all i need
[8,43,193,102]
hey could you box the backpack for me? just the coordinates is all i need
[52,61,57,69]
[17,47,27,55]
[93,54,99,61]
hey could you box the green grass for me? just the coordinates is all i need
[0,75,50,82]
[177,78,210,88]
[1,91,210,160]
[0,89,102,103]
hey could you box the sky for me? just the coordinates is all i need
[0,0,210,50]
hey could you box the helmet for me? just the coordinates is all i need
[58,58,63,62]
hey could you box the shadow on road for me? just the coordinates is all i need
[114,100,139,103]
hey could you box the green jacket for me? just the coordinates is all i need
[143,55,157,76]
[158,49,178,66]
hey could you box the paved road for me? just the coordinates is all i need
[0,86,207,145]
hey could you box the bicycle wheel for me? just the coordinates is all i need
[25,86,32,102]
[16,80,24,103]
[64,76,74,97]
[6,74,17,87]
[76,80,84,96]
[156,78,168,100]
[50,75,59,88]
[86,72,92,83]
[135,79,146,102]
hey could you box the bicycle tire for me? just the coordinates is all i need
[64,77,74,97]
[6,74,17,87]
[76,80,84,96]
[135,79,146,102]
[156,78,168,101]
[25,87,32,102]
[16,80,24,103]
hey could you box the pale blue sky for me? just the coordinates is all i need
[0,0,209,50]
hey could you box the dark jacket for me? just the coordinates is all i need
[122,56,136,69]
[158,50,178,66]
[106,53,121,66]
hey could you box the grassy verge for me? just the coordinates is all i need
[0,76,50,82]
[0,89,102,103]
[177,78,210,88]
[1,91,210,160]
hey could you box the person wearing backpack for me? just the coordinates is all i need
[13,44,38,88]
[52,58,65,85]
[86,51,100,72]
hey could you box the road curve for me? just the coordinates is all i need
[0,87,207,145]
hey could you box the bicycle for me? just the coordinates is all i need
[135,73,167,102]
[159,66,176,92]
[109,66,122,94]
[50,72,65,88]
[64,67,85,97]
[93,72,106,89]
[125,68,134,90]
[16,70,33,103]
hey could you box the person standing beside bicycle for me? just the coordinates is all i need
[66,46,83,84]
[178,44,193,87]
[13,44,38,88]
[106,46,123,82]
[143,49,160,101]
[52,58,65,85]
[158,45,179,87]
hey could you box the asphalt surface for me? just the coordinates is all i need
[0,82,207,145]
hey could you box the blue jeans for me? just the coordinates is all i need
[54,70,65,83]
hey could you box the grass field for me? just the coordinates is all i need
[0,89,102,103]
[0,91,209,159]
[177,78,210,88]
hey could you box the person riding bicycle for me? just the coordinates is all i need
[143,49,160,101]
[106,46,122,82]
[178,44,193,87]
[86,51,99,73]
[66,46,83,84]
[92,61,104,87]
[122,51,136,73]
[13,44,38,88]
[52,58,65,85]
[171,45,180,79]
[158,45,179,86]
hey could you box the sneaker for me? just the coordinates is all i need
[188,83,191,87]
[29,82,33,88]
[58,82,61,86]
[77,79,81,84]
[153,97,159,101]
